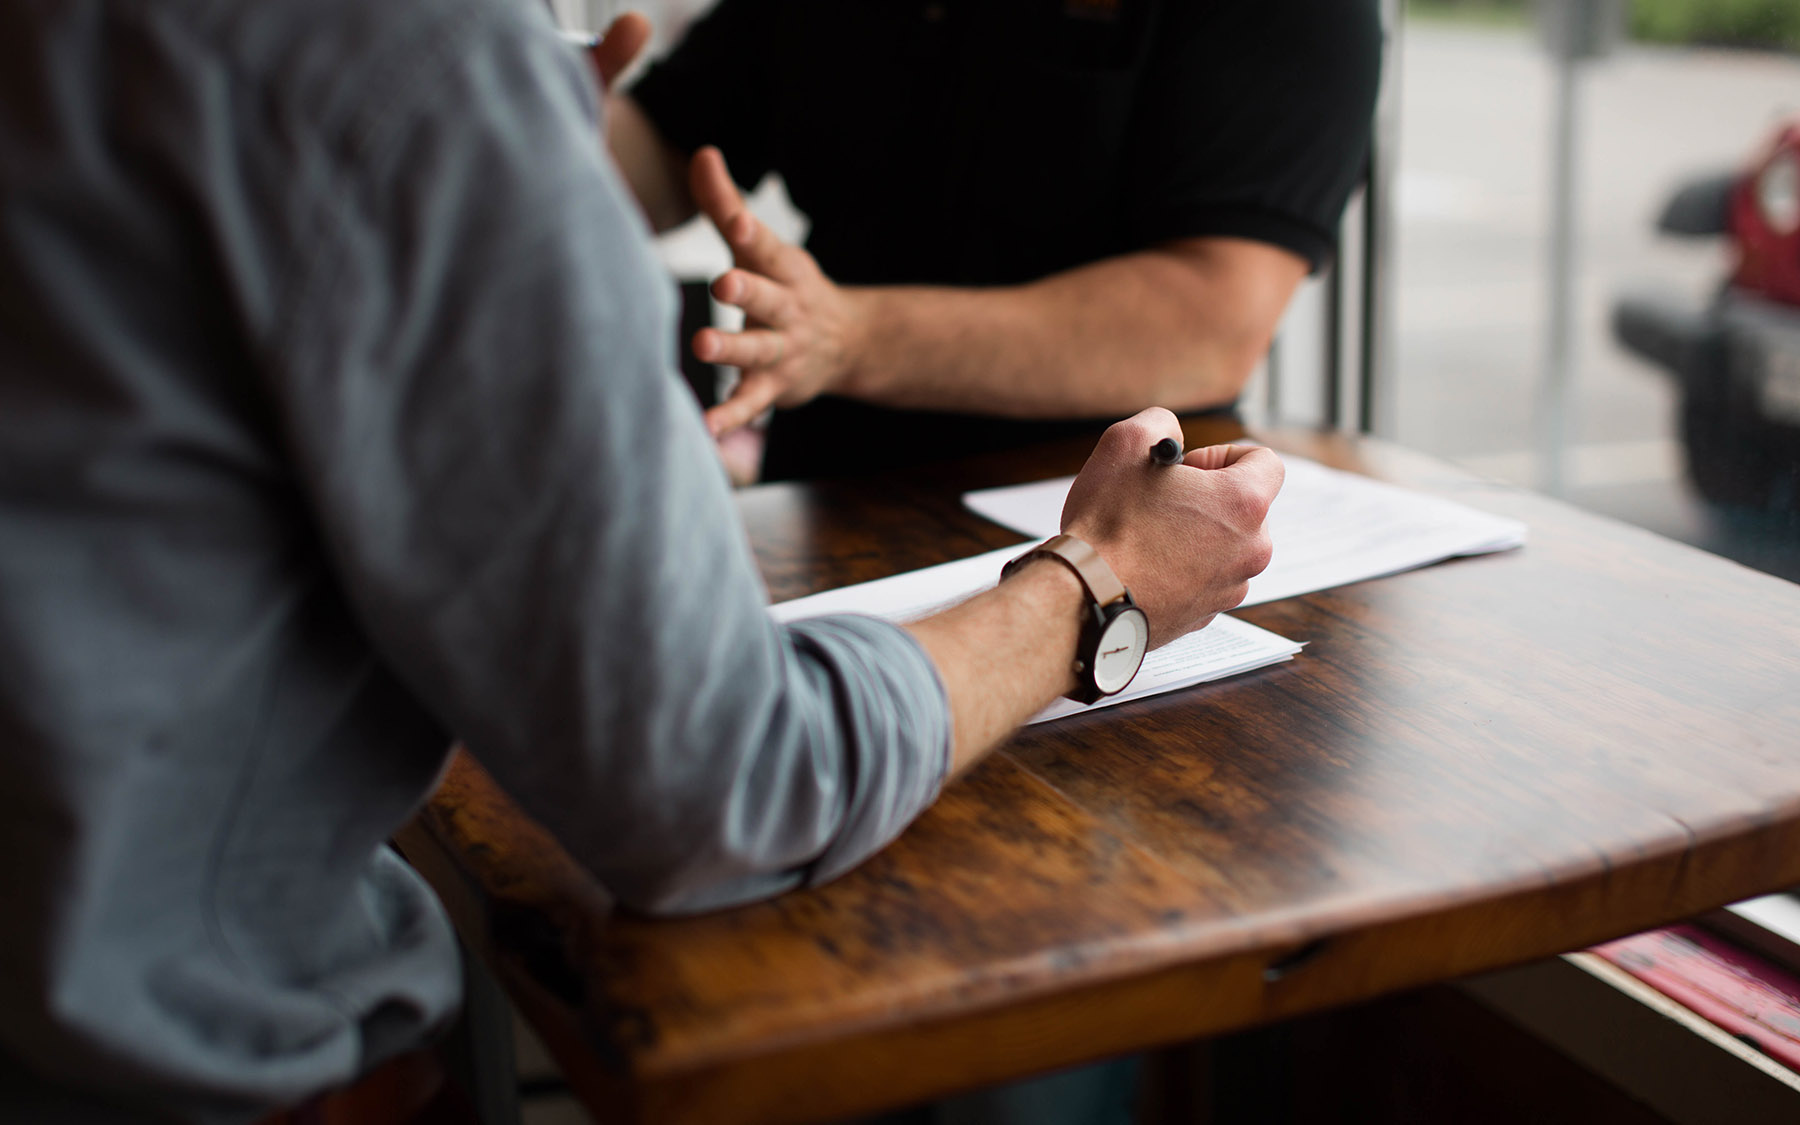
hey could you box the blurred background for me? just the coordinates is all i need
[1390,0,1800,582]
[556,0,1800,583]
[523,5,1800,1121]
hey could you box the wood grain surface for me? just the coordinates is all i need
[403,419,1800,1123]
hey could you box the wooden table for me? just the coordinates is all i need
[401,419,1800,1124]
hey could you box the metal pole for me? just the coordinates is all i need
[1324,259,1343,428]
[1361,0,1402,435]
[1264,336,1284,423]
[1540,37,1582,495]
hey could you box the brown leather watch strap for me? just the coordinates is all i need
[1003,533,1128,607]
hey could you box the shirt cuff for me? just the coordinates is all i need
[785,614,952,888]
[1140,203,1338,273]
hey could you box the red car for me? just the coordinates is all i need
[1614,119,1800,510]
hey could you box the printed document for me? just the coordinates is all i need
[769,452,1520,723]
[962,452,1527,607]
[770,555,1303,725]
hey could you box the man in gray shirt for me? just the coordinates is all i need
[0,0,1283,1119]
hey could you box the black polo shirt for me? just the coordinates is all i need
[633,0,1382,479]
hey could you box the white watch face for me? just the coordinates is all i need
[1093,609,1149,695]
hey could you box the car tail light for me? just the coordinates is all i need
[1732,121,1800,307]
[1757,149,1800,236]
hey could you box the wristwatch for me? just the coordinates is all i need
[1001,534,1150,705]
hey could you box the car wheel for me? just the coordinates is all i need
[1680,393,1800,511]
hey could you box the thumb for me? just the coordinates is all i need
[704,372,783,438]
[589,11,651,90]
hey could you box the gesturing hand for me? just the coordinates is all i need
[1062,409,1284,648]
[689,147,863,437]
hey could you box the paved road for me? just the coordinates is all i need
[1394,23,1800,576]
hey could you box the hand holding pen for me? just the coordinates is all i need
[1060,410,1284,646]
[1150,434,1265,471]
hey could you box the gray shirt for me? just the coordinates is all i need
[0,0,951,1118]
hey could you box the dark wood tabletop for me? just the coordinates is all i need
[401,418,1800,1124]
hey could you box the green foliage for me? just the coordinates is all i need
[1631,0,1800,52]
[1407,0,1800,52]
[1405,0,1529,29]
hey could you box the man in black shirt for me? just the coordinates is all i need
[611,0,1381,479]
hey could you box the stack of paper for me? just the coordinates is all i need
[962,453,1527,608]
[770,558,1303,725]
[769,451,1525,725]
[1028,616,1304,724]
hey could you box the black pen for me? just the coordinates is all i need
[1150,436,1184,467]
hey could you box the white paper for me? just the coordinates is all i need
[1027,615,1303,724]
[771,557,1302,725]
[962,452,1527,608]
[768,549,1017,626]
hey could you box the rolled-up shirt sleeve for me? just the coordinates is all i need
[256,2,951,914]
[656,614,951,914]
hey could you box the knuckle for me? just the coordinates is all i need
[740,276,769,311]
[1230,469,1280,523]
[1218,479,1263,526]
[1247,485,1278,524]
[1140,405,1178,430]
[1245,531,1274,577]
[1253,462,1286,507]
[1103,413,1157,451]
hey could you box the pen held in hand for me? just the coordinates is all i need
[1150,437,1184,467]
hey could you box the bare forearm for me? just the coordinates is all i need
[686,155,1310,437]
[609,95,695,232]
[904,559,1084,778]
[841,240,1304,418]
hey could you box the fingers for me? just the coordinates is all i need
[1185,443,1282,492]
[689,148,790,272]
[687,146,742,228]
[704,373,784,437]
[1194,442,1270,468]
[712,269,794,326]
[1124,406,1182,442]
[1217,445,1286,502]
[693,325,786,369]
[589,12,651,89]
[1092,415,1282,511]
[1183,444,1235,471]
[1092,407,1181,466]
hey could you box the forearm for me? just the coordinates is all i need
[905,558,1085,777]
[608,94,694,232]
[841,240,1303,418]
